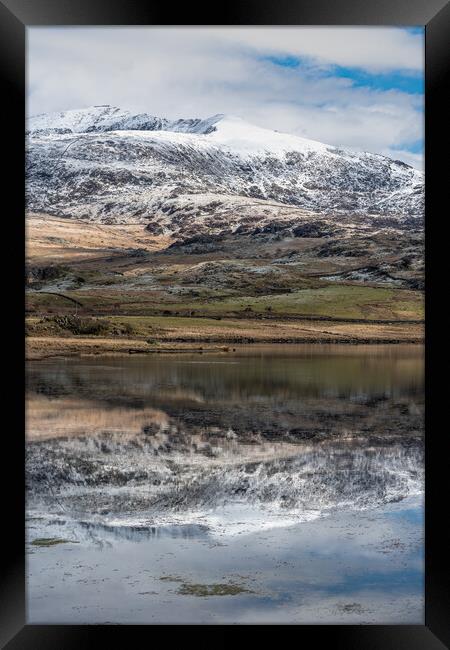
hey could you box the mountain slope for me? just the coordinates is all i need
[26,106,424,236]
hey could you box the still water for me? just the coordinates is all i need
[26,344,424,623]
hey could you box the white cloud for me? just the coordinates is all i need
[381,148,424,170]
[26,27,424,168]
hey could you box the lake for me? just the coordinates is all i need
[26,344,424,624]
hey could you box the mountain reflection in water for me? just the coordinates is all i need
[26,345,424,535]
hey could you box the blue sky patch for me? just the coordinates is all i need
[264,56,424,95]
[333,67,424,95]
[391,139,423,154]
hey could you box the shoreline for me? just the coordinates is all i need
[26,333,424,360]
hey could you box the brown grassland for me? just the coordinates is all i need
[25,214,424,359]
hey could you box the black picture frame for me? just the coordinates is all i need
[1,1,448,647]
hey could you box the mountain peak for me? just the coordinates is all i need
[27,106,232,137]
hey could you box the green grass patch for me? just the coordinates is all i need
[183,284,424,320]
[26,282,424,322]
[109,315,247,333]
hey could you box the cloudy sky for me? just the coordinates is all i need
[27,27,424,169]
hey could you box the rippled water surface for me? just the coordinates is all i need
[26,344,424,623]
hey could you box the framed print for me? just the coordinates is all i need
[0,0,449,646]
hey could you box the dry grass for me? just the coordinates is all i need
[26,394,169,441]
[26,213,170,263]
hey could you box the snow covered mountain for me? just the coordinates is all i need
[27,105,223,137]
[26,105,424,236]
